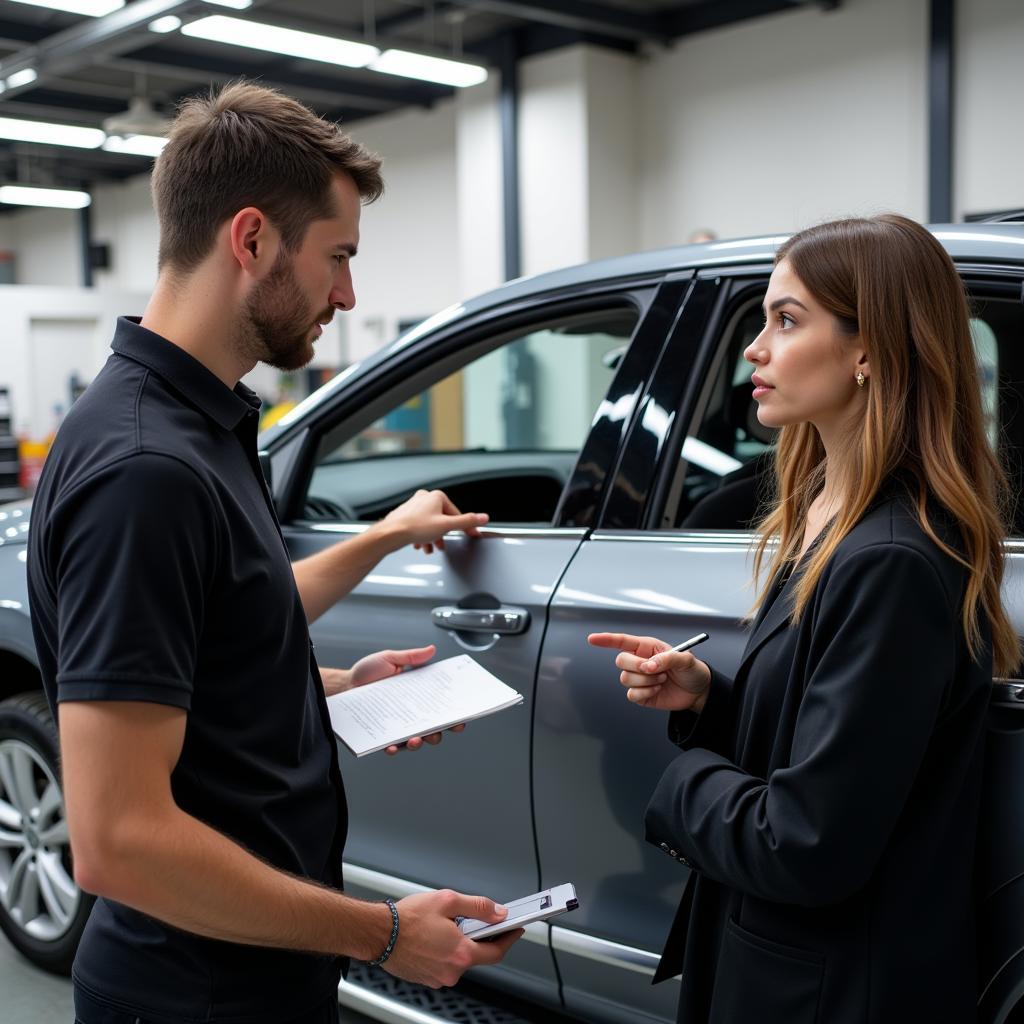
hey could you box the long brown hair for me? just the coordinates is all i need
[750,214,1019,677]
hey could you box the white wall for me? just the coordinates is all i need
[342,100,461,361]
[455,76,504,297]
[637,0,930,244]
[0,207,84,288]
[585,47,640,261]
[91,174,160,291]
[955,0,1024,219]
[0,286,150,440]
[517,46,641,273]
[518,48,590,276]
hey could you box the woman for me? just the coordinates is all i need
[589,215,1018,1024]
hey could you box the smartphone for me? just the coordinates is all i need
[457,883,579,941]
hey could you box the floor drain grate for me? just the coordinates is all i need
[347,963,534,1024]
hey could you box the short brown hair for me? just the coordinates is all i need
[151,81,383,273]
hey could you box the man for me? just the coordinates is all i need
[27,82,521,1024]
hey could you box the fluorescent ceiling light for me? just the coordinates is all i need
[7,0,124,15]
[102,134,168,157]
[202,0,252,8]
[370,49,488,88]
[182,15,379,68]
[148,15,181,33]
[0,116,104,149]
[5,69,38,89]
[0,185,91,209]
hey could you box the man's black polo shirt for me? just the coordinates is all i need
[28,317,348,1023]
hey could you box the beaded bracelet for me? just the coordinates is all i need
[366,898,399,967]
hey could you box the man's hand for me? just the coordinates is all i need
[587,632,712,713]
[330,644,466,755]
[380,489,489,554]
[293,490,488,624]
[385,890,523,989]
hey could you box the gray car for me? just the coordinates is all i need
[2,226,1023,1024]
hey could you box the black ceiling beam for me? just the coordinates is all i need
[469,22,638,63]
[0,141,152,180]
[666,0,840,37]
[451,0,668,44]
[8,88,130,117]
[0,16,55,45]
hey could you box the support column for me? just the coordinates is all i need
[79,202,93,288]
[455,75,505,299]
[518,44,639,278]
[499,32,522,281]
[928,0,954,222]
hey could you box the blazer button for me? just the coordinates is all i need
[669,849,678,858]
[659,843,669,852]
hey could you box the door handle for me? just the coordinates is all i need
[431,605,531,635]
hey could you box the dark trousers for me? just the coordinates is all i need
[73,983,341,1024]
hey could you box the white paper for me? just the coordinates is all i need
[326,654,523,757]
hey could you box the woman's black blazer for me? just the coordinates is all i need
[645,489,992,1024]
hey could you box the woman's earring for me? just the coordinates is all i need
[856,371,866,389]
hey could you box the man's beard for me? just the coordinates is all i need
[240,250,333,372]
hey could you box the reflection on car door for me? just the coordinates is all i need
[536,531,757,1023]
[279,288,665,1003]
[534,273,767,1023]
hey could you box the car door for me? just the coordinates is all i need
[538,258,1024,1024]
[534,270,776,1024]
[956,267,1024,1024]
[274,275,679,1005]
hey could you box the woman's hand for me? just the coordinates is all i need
[587,632,712,713]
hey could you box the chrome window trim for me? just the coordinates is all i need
[591,529,758,548]
[592,532,1024,552]
[298,523,588,539]
[550,925,662,978]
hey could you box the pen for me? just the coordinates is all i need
[667,632,709,654]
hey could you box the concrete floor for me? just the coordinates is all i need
[0,935,74,1023]
[0,935,373,1023]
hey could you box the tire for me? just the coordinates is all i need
[0,691,92,975]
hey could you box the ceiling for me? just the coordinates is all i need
[0,0,833,197]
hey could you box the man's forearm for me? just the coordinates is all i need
[82,803,391,960]
[292,520,406,623]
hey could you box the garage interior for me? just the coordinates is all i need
[1,0,1022,1022]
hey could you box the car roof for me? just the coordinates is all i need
[459,223,1024,313]
[263,222,1024,444]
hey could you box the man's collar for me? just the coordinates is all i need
[111,317,261,432]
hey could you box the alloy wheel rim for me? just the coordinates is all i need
[0,738,79,941]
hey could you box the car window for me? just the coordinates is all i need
[970,292,1024,536]
[304,307,639,525]
[659,282,1024,534]
[659,293,776,530]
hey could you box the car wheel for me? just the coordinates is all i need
[0,691,91,974]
